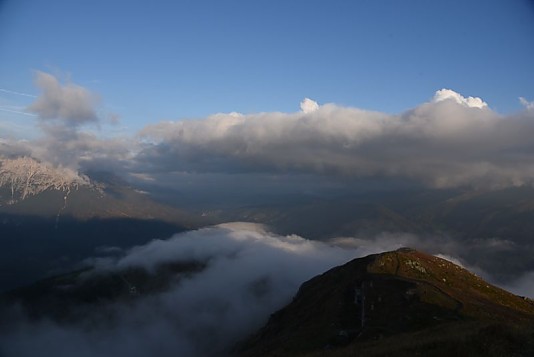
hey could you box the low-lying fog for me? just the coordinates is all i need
[1,223,532,357]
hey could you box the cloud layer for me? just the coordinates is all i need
[0,223,360,357]
[0,72,132,170]
[2,223,532,357]
[138,89,534,188]
[3,72,534,190]
[28,71,99,125]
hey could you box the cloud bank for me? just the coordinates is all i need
[0,223,359,357]
[3,71,534,190]
[2,223,532,357]
[138,88,534,189]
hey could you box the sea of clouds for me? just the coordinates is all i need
[1,223,532,357]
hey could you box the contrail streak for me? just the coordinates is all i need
[0,107,37,116]
[0,88,37,98]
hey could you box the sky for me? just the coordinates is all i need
[1,3,534,352]
[0,0,534,191]
[1,0,533,139]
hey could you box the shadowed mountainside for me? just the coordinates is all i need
[1,260,206,323]
[0,161,211,291]
[0,214,197,292]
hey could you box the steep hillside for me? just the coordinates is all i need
[239,249,534,356]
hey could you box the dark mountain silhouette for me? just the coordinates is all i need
[238,249,534,356]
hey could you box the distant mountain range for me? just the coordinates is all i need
[208,186,534,281]
[238,249,534,356]
[0,157,209,291]
[213,186,534,244]
[3,156,534,293]
[0,157,204,223]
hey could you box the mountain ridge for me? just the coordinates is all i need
[239,248,534,356]
[0,156,94,205]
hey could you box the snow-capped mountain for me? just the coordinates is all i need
[0,156,95,205]
[0,156,208,292]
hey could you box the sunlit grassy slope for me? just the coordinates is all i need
[239,249,534,356]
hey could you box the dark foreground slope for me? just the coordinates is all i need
[239,249,534,356]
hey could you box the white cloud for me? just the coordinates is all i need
[300,97,319,113]
[138,89,534,189]
[3,223,532,357]
[5,80,534,191]
[519,97,534,111]
[2,223,360,357]
[93,222,357,274]
[434,254,465,268]
[2,72,132,171]
[433,88,488,108]
[28,71,99,125]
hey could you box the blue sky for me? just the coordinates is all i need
[1,0,533,138]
